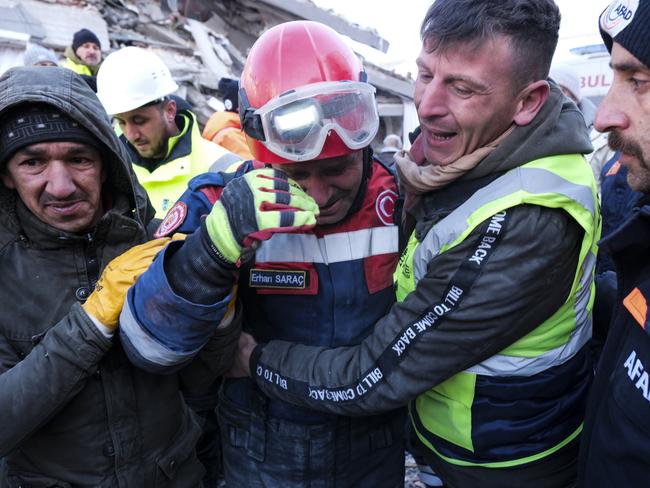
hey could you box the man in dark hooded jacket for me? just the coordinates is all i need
[0,67,240,487]
[579,1,650,485]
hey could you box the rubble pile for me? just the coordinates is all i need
[1,0,413,138]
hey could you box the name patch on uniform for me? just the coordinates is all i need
[249,269,307,289]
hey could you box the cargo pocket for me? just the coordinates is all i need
[154,413,204,487]
[217,389,266,462]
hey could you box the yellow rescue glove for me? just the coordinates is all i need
[82,235,185,330]
[205,168,319,265]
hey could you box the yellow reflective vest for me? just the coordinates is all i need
[122,111,242,218]
[61,58,93,77]
[396,154,600,468]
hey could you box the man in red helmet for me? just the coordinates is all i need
[118,21,405,486]
[221,1,599,486]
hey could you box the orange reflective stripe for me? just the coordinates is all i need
[624,287,647,329]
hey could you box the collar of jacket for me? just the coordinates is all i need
[13,192,143,251]
[601,197,650,256]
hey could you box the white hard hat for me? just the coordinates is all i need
[97,46,179,115]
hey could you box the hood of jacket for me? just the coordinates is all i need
[0,67,153,244]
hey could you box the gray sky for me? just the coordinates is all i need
[313,0,614,75]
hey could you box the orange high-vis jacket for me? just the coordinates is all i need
[202,111,253,160]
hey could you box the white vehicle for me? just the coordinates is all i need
[554,40,613,106]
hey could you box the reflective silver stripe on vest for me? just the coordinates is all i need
[412,166,595,283]
[573,249,596,339]
[209,152,242,173]
[466,315,592,376]
[466,250,595,376]
[463,246,596,376]
[119,299,202,366]
[255,226,398,264]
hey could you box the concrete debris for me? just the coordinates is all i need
[8,0,414,148]
[186,18,230,80]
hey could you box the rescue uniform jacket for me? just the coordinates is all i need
[0,67,238,487]
[245,85,599,482]
[119,155,405,485]
[597,152,642,274]
[121,104,242,218]
[579,196,650,487]
[202,111,253,160]
[121,156,400,385]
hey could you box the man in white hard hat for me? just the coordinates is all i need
[97,46,240,486]
[97,47,240,218]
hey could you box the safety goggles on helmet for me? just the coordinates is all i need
[240,81,379,162]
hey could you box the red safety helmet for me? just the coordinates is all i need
[239,21,379,164]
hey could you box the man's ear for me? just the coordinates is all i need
[164,98,177,124]
[513,80,550,126]
[1,169,15,189]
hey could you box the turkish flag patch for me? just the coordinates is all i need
[375,189,398,226]
[154,201,188,238]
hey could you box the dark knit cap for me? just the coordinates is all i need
[72,28,101,52]
[600,0,650,69]
[0,104,100,166]
[218,78,239,112]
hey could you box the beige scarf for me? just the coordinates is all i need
[395,125,515,195]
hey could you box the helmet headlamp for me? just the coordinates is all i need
[240,81,379,162]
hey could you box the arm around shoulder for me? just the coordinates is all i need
[251,205,585,416]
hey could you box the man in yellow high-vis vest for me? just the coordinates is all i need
[228,1,601,486]
[96,47,241,218]
[61,28,102,76]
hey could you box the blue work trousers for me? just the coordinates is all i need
[217,385,406,487]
